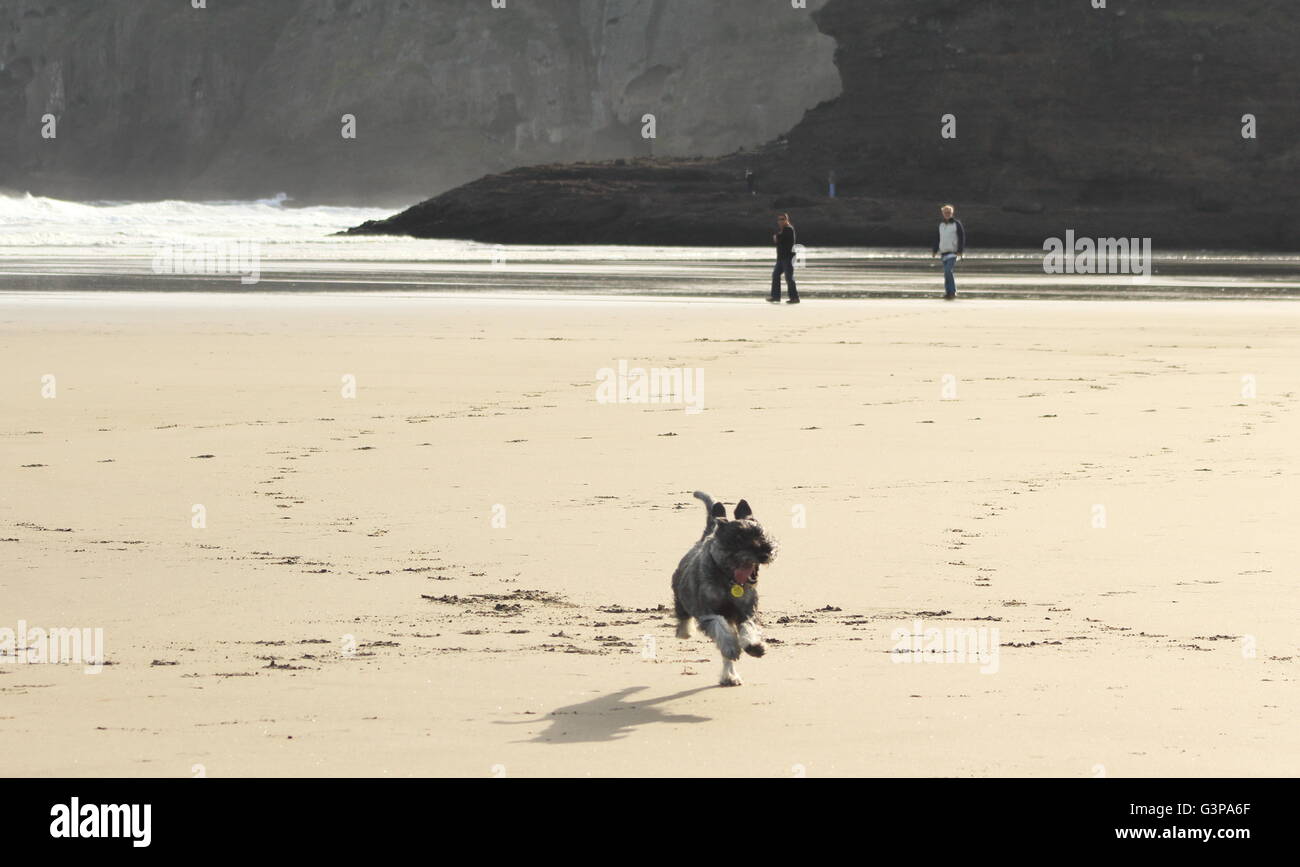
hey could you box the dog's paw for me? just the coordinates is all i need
[675,621,692,639]
[744,643,766,658]
[719,673,743,687]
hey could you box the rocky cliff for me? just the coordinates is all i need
[349,0,1300,250]
[0,0,839,204]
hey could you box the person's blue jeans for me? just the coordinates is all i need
[942,253,958,297]
[771,257,798,301]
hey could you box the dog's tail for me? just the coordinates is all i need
[693,490,726,539]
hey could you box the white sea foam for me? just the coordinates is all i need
[0,191,392,248]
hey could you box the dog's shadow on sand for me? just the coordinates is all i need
[500,685,714,744]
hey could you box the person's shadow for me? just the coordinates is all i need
[499,685,713,744]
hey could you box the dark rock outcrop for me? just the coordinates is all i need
[349,0,1300,250]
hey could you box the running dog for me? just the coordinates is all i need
[671,491,777,686]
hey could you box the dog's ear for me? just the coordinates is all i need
[734,499,753,520]
[710,501,727,520]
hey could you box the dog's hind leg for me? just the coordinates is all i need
[674,597,692,639]
[738,619,765,657]
[697,615,743,686]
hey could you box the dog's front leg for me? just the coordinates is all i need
[738,619,765,657]
[719,657,741,686]
[697,615,743,686]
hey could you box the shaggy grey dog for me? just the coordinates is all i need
[671,491,777,686]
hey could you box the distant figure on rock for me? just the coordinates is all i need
[932,204,966,299]
[745,169,756,195]
[769,213,800,304]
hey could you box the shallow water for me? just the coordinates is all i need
[1,194,1297,300]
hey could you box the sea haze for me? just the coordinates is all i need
[1,194,1297,301]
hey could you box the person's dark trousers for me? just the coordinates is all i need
[771,257,799,301]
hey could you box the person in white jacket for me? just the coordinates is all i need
[931,204,967,299]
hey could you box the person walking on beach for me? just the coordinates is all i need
[932,204,966,299]
[770,213,800,304]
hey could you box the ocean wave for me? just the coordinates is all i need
[0,192,393,247]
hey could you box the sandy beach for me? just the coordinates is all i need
[2,293,1296,777]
